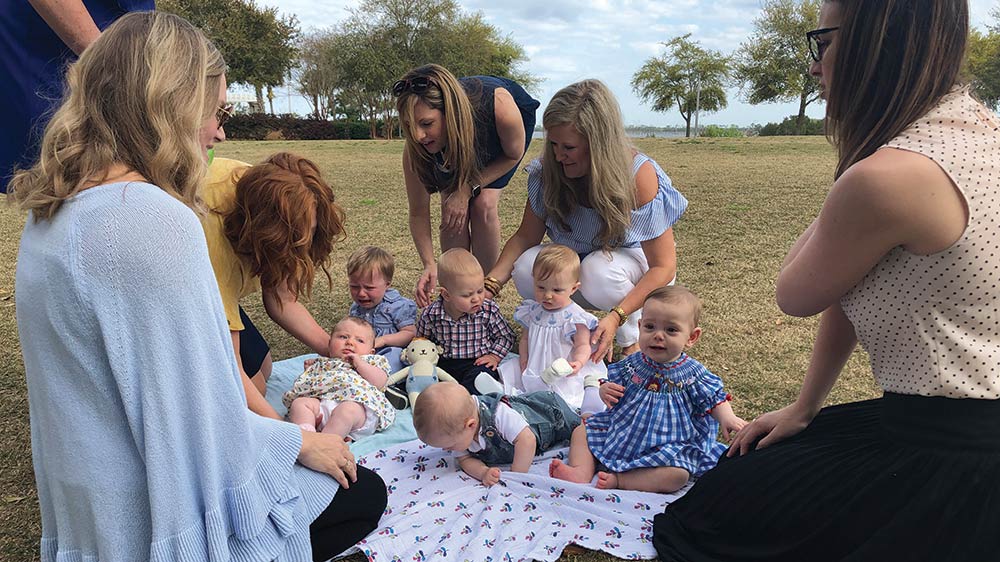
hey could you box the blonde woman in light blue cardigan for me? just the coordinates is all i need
[10,12,385,562]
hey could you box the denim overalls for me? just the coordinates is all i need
[473,391,581,465]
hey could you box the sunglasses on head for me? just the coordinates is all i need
[216,103,234,129]
[392,76,435,97]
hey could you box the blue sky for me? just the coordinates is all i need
[254,0,1000,127]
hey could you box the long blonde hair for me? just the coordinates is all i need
[10,12,226,219]
[542,80,636,251]
[395,64,479,195]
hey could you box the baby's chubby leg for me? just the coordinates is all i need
[322,401,367,440]
[288,397,322,431]
[597,466,689,493]
[549,423,597,483]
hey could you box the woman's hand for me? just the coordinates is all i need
[590,314,619,363]
[727,402,815,457]
[414,264,438,308]
[441,189,470,235]
[298,430,359,488]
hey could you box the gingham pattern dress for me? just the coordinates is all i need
[585,352,729,476]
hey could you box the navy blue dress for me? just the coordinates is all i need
[0,1,154,193]
[430,76,540,191]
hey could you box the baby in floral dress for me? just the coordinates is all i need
[284,317,395,440]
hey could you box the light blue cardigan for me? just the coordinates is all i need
[15,182,340,562]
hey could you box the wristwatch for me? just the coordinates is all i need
[471,184,482,198]
[611,306,629,326]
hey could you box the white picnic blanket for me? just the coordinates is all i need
[349,441,689,562]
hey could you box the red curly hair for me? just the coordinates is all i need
[224,152,346,304]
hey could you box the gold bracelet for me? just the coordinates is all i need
[611,306,628,326]
[484,276,503,296]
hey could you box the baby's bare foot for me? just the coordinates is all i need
[596,471,620,490]
[550,458,591,483]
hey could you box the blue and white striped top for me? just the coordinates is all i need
[525,153,687,254]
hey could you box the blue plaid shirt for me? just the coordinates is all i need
[416,298,515,359]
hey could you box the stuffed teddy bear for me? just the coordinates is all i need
[385,338,457,409]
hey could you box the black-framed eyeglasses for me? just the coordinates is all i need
[807,26,839,62]
[392,76,435,97]
[216,103,234,129]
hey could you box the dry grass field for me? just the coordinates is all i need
[0,137,880,561]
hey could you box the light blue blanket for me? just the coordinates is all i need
[265,354,418,458]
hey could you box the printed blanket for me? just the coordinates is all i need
[350,442,688,562]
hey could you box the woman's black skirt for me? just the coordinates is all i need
[653,393,1000,561]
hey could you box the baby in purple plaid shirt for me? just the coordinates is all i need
[416,249,516,395]
[550,285,747,493]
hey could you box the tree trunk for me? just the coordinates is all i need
[267,86,275,115]
[678,97,692,138]
[795,82,809,135]
[254,85,264,114]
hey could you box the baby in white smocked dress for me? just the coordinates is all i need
[502,244,607,413]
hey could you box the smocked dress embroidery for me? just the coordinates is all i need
[282,355,395,431]
[514,300,607,408]
[585,352,729,476]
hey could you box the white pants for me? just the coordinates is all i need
[512,244,657,346]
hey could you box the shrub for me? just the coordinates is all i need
[223,113,374,140]
[701,125,745,138]
[757,115,825,136]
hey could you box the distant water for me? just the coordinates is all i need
[533,129,687,139]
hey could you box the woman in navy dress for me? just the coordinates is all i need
[394,63,539,306]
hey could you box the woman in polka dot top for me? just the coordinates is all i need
[655,1,1000,560]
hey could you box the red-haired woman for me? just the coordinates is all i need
[202,153,346,419]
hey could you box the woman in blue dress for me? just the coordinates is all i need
[394,63,540,306]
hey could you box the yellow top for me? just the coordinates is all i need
[200,157,259,331]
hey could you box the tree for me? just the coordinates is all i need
[295,0,537,138]
[733,0,821,135]
[159,0,299,113]
[631,35,729,137]
[966,9,1000,110]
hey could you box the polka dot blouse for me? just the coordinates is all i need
[840,87,1000,399]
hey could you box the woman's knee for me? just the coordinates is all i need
[579,255,631,309]
[512,245,543,299]
[353,466,388,519]
[469,192,500,227]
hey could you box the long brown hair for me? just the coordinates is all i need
[826,0,968,178]
[542,80,635,251]
[395,64,479,194]
[223,153,346,302]
[10,12,225,218]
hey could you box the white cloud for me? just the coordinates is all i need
[255,0,1000,127]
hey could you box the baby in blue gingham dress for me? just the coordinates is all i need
[550,285,747,493]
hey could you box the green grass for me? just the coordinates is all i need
[0,137,880,561]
